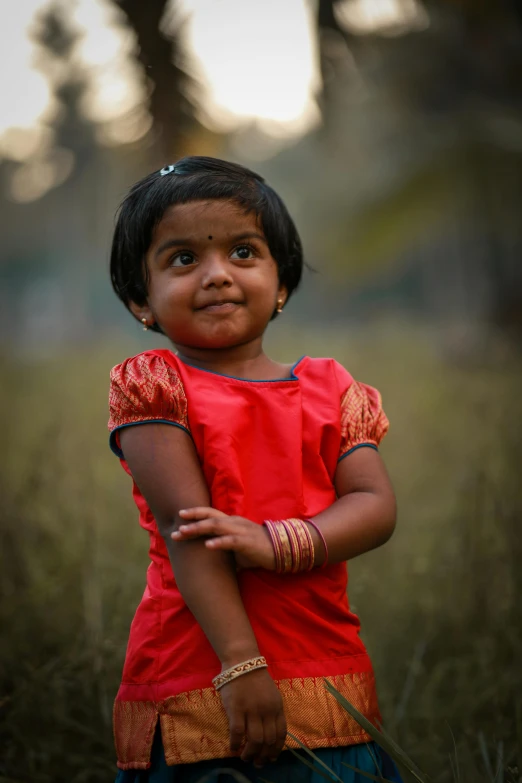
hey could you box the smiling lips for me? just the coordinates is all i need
[196,300,242,312]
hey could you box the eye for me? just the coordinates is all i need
[171,251,196,267]
[231,244,255,261]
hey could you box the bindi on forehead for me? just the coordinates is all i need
[208,235,213,240]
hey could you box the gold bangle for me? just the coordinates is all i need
[264,520,283,572]
[281,519,301,573]
[275,521,293,573]
[264,518,316,574]
[212,656,268,691]
[291,518,315,571]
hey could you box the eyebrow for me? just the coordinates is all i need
[154,232,267,259]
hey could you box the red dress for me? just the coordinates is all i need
[108,351,389,770]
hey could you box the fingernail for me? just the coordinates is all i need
[171,532,180,538]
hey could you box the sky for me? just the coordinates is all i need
[0,0,426,199]
[0,0,320,154]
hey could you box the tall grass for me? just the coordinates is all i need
[1,325,520,782]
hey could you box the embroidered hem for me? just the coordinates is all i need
[114,672,379,770]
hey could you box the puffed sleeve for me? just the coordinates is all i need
[108,352,190,458]
[338,380,389,461]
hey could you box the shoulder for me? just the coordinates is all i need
[108,350,187,432]
[302,358,389,452]
[302,357,355,396]
[110,349,181,386]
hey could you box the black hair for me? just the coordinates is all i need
[110,156,303,333]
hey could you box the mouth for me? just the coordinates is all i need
[196,301,243,313]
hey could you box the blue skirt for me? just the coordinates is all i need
[116,727,403,783]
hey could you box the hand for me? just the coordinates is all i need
[172,507,276,570]
[218,667,287,766]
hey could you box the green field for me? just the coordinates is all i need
[1,325,520,783]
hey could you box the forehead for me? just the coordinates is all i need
[154,199,262,239]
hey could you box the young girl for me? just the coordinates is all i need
[108,157,401,783]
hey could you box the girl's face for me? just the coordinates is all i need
[131,199,287,354]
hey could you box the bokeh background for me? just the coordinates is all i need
[1,1,522,781]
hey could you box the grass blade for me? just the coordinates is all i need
[324,679,430,783]
[366,740,384,780]
[447,723,460,783]
[196,769,252,783]
[393,639,427,729]
[493,740,503,783]
[341,761,396,783]
[287,731,343,782]
[285,747,340,782]
[287,731,395,783]
[478,732,494,781]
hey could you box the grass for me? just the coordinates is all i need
[0,323,521,782]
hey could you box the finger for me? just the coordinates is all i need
[178,506,226,520]
[228,713,246,753]
[205,534,242,551]
[270,710,287,761]
[253,717,277,768]
[171,519,225,540]
[241,715,264,763]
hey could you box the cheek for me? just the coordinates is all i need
[150,277,188,313]
[248,266,280,301]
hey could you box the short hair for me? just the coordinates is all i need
[110,156,303,333]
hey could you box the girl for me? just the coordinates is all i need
[108,157,401,783]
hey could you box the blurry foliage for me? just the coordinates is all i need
[32,5,97,178]
[1,328,521,781]
[116,0,199,160]
[1,0,522,345]
[2,5,522,779]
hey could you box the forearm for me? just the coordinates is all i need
[119,425,260,668]
[164,534,261,666]
[308,489,397,566]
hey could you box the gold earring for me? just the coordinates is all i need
[141,317,149,331]
[276,299,284,313]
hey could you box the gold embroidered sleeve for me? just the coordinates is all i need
[108,353,189,457]
[339,381,389,458]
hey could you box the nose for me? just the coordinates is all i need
[200,252,234,289]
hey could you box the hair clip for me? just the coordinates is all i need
[159,164,177,176]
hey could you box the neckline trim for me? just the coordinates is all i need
[175,354,306,383]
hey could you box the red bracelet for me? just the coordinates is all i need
[264,519,315,573]
[305,518,328,568]
[264,520,283,572]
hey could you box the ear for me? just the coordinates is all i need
[277,284,288,308]
[129,300,155,328]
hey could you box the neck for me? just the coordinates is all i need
[174,338,274,378]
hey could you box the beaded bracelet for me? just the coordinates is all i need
[212,656,268,691]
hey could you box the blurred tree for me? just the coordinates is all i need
[116,0,198,161]
[309,0,522,336]
[5,3,116,345]
[33,3,96,179]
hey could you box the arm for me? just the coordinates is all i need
[119,423,259,663]
[119,423,286,763]
[307,446,397,566]
[172,447,396,569]
[307,374,396,565]
[169,377,394,569]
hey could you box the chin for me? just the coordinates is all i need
[173,331,249,351]
[201,335,249,350]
